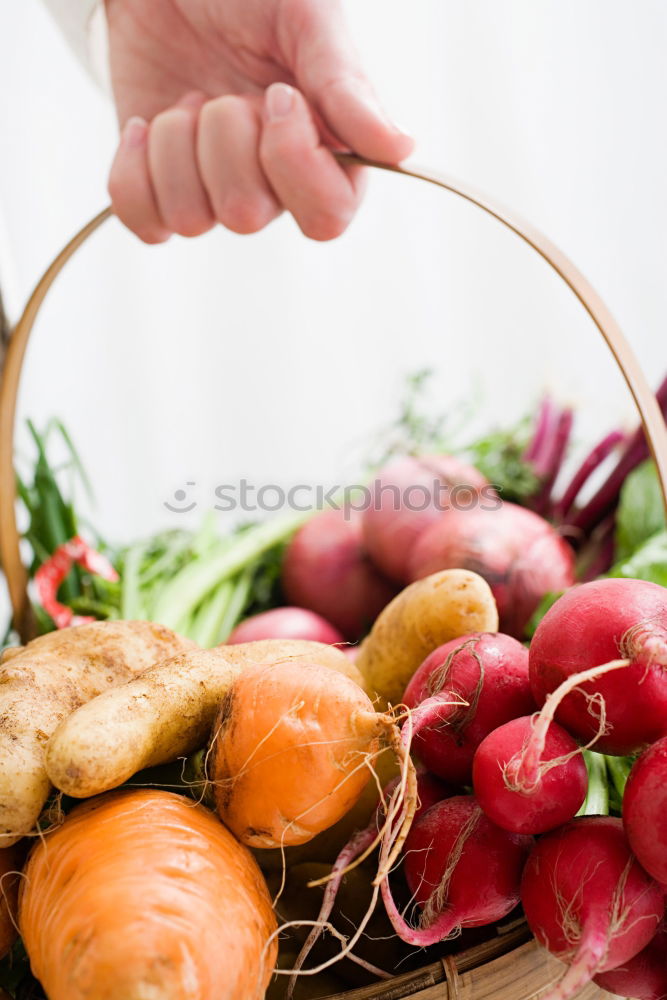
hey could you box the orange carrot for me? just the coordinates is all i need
[20,789,277,1000]
[210,660,415,852]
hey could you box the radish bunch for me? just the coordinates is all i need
[263,431,667,1000]
[338,576,667,1000]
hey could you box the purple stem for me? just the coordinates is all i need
[532,409,575,515]
[402,695,460,752]
[572,432,649,535]
[553,431,626,524]
[572,376,667,536]
[380,868,459,946]
[524,396,557,464]
[579,516,617,582]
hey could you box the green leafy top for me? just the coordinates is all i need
[610,530,667,587]
[615,459,666,563]
[465,421,540,504]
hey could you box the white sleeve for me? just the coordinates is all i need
[40,0,111,89]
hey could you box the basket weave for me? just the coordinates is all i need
[1,156,665,1000]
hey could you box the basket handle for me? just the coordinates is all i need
[2,155,666,641]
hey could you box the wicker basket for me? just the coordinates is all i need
[1,157,666,1000]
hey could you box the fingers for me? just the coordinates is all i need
[148,93,215,238]
[108,117,171,245]
[290,0,415,163]
[260,83,364,242]
[197,95,281,235]
[109,83,366,244]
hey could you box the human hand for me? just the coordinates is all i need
[105,0,414,243]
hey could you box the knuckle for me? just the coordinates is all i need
[260,133,294,167]
[151,106,187,133]
[217,195,275,235]
[200,94,241,129]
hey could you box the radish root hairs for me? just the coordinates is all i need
[290,824,379,993]
[378,804,481,945]
[373,697,465,883]
[293,768,448,988]
[271,745,389,910]
[502,712,606,797]
[543,858,636,1000]
[522,817,664,1000]
[212,661,417,853]
[288,772,447,997]
[276,917,391,1000]
[426,638,485,730]
[0,868,26,938]
[307,699,456,891]
[265,880,383,997]
[512,658,629,791]
[420,807,481,928]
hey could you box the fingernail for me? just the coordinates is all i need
[345,83,413,140]
[266,83,295,121]
[388,119,413,141]
[122,116,148,150]
[364,96,412,139]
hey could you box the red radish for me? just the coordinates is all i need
[623,736,667,884]
[362,455,490,583]
[381,795,532,945]
[521,817,664,1000]
[282,507,397,640]
[227,606,344,646]
[529,578,667,755]
[407,502,575,638]
[403,633,535,785]
[595,918,667,1000]
[472,716,588,834]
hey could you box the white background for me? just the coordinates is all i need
[0,1,666,548]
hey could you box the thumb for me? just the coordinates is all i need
[289,0,414,163]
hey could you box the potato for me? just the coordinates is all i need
[356,569,499,705]
[46,639,365,800]
[0,621,194,847]
[46,648,238,799]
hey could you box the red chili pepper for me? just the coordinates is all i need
[34,535,119,629]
